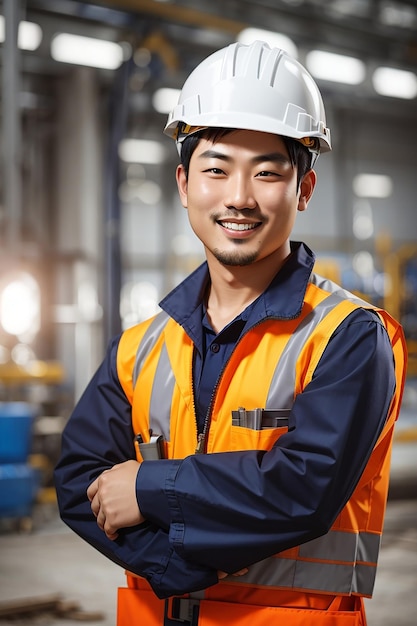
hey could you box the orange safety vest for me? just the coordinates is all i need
[116,276,407,626]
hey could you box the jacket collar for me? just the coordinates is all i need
[159,241,315,343]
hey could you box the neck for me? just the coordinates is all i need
[205,248,290,333]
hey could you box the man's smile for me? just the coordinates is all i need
[218,221,261,232]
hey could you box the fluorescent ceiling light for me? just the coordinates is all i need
[306,50,366,85]
[372,66,417,99]
[119,139,166,164]
[152,87,180,114]
[380,2,417,29]
[353,174,393,198]
[237,28,298,58]
[0,16,43,51]
[51,33,124,70]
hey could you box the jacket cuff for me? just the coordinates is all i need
[137,459,182,531]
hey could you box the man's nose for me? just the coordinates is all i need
[224,174,257,210]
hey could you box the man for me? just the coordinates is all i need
[55,41,407,626]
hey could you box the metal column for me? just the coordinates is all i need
[2,0,22,255]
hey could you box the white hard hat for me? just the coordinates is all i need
[164,40,331,165]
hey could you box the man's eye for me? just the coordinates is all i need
[257,170,278,177]
[204,168,224,174]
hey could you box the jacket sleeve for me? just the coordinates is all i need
[54,335,218,598]
[137,310,397,573]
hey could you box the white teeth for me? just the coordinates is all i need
[221,222,257,231]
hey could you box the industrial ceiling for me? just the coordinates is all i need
[2,0,417,116]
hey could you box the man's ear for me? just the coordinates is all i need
[297,169,317,212]
[176,164,188,208]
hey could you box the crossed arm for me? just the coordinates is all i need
[87,459,247,579]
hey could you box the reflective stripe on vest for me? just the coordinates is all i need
[222,529,380,596]
[132,311,172,439]
[267,288,357,407]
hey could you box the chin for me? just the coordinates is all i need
[213,250,259,266]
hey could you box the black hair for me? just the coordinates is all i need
[179,127,312,189]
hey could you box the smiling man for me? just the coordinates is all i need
[55,41,407,626]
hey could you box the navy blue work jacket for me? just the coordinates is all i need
[54,242,396,599]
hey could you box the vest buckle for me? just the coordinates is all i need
[166,597,200,625]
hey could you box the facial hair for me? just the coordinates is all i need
[212,243,260,267]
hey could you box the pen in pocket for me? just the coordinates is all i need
[134,431,165,459]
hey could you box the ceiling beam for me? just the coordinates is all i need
[96,0,247,34]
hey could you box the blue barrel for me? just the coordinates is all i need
[0,463,40,518]
[0,402,37,463]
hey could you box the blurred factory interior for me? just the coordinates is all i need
[0,0,416,624]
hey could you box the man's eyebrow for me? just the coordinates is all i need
[252,152,290,165]
[197,149,230,161]
[197,149,290,164]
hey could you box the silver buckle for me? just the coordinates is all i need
[171,597,200,623]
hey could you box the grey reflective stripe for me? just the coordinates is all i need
[149,342,175,440]
[267,289,353,408]
[357,531,381,564]
[354,563,377,597]
[310,273,372,308]
[226,530,379,596]
[292,560,375,595]
[299,529,358,560]
[132,311,170,388]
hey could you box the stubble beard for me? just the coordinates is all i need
[212,243,260,267]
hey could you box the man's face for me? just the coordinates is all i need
[176,129,315,268]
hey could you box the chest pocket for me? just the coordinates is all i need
[230,407,289,451]
[231,423,289,452]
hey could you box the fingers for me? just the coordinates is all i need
[218,567,249,580]
[86,477,99,502]
[232,567,249,577]
[87,463,142,541]
[89,491,119,540]
[90,492,100,518]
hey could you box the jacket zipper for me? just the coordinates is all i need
[194,315,288,454]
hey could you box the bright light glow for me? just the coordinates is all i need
[353,200,374,240]
[380,2,417,29]
[152,87,180,114]
[119,179,162,204]
[120,281,160,328]
[372,66,417,99]
[353,174,393,198]
[352,251,375,278]
[51,33,124,70]
[171,234,193,257]
[306,50,366,84]
[119,139,166,164]
[0,17,43,50]
[77,282,102,322]
[0,273,40,338]
[11,343,36,366]
[237,28,298,58]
